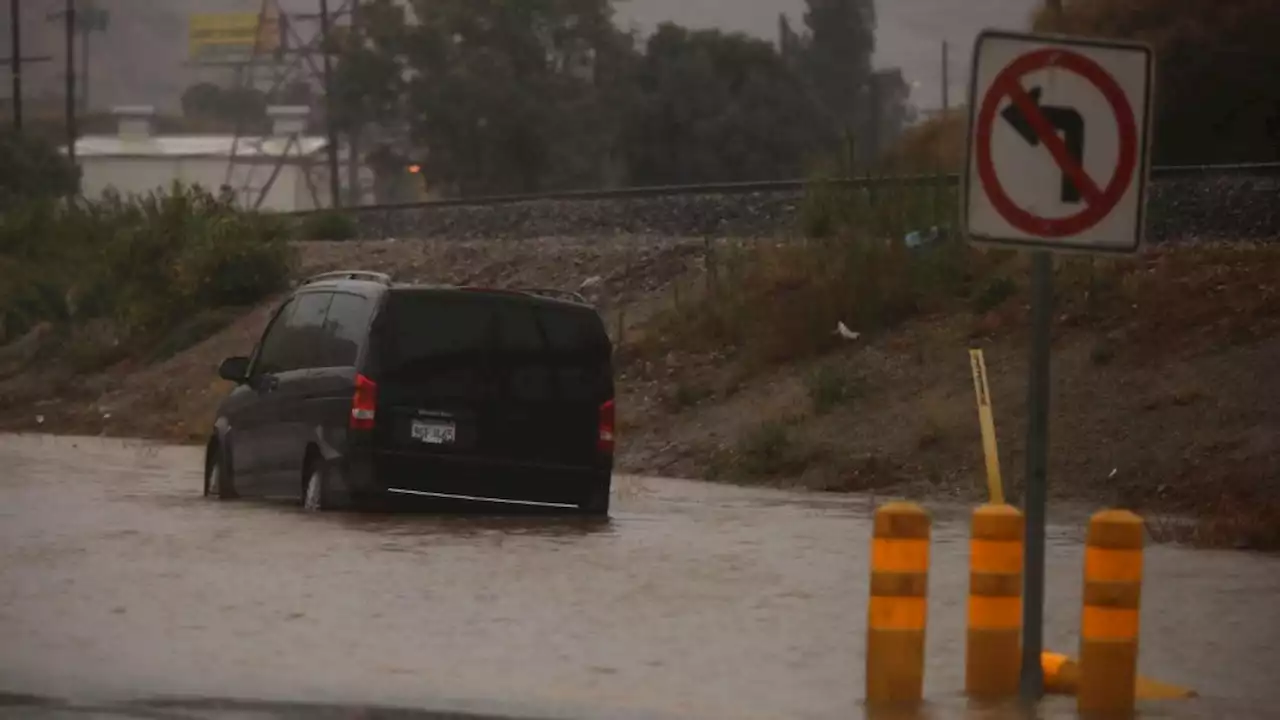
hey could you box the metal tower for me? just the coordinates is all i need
[196,0,353,210]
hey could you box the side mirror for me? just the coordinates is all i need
[218,356,251,383]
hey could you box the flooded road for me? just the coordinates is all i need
[2,434,1278,720]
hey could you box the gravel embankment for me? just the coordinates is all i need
[341,172,1280,243]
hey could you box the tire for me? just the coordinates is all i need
[579,478,612,517]
[302,457,329,512]
[204,441,238,500]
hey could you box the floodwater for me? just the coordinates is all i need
[1,434,1278,720]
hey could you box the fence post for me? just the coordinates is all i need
[966,504,1024,698]
[866,502,931,706]
[1079,509,1144,714]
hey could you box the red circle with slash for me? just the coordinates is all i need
[975,48,1138,238]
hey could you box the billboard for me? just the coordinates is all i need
[188,10,280,63]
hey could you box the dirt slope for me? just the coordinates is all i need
[1,236,1276,546]
[0,236,709,442]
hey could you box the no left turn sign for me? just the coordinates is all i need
[964,31,1154,254]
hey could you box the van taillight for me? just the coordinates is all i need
[350,374,377,430]
[598,399,615,454]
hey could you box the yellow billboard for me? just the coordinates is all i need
[188,11,280,62]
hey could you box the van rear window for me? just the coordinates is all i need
[373,291,610,377]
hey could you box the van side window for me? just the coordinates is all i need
[321,293,373,367]
[253,298,298,376]
[280,292,334,372]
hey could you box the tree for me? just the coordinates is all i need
[1035,0,1280,164]
[180,82,223,120]
[180,83,269,129]
[799,0,877,159]
[332,0,621,196]
[622,24,829,184]
[329,0,893,191]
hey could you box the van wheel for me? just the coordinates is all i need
[579,479,611,517]
[302,456,329,512]
[205,441,237,500]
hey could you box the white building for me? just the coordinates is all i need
[69,105,348,212]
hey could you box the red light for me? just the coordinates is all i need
[350,373,377,430]
[598,399,615,454]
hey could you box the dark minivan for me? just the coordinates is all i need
[205,271,615,515]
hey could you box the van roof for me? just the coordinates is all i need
[297,271,591,308]
[388,284,593,308]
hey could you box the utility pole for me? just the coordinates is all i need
[63,0,76,161]
[9,0,20,129]
[317,0,342,209]
[345,0,360,206]
[941,40,950,117]
[79,6,89,111]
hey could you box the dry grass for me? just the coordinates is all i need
[1147,501,1280,551]
[620,229,1280,549]
[632,232,985,371]
[881,113,968,173]
[805,363,866,416]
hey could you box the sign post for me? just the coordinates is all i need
[962,30,1154,701]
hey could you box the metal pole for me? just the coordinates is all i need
[9,0,21,129]
[317,0,343,208]
[80,11,89,112]
[63,0,75,162]
[867,77,881,167]
[345,0,361,206]
[942,41,950,116]
[1019,1,1063,702]
[1019,250,1053,701]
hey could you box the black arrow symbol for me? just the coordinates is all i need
[1001,86,1087,204]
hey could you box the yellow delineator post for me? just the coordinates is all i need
[966,504,1024,698]
[866,502,931,706]
[1079,509,1145,714]
[969,349,1005,505]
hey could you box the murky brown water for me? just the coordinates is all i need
[1,434,1277,720]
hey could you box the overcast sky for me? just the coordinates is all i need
[4,0,1040,115]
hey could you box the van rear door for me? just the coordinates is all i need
[367,290,613,497]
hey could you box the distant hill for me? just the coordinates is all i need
[4,0,1038,116]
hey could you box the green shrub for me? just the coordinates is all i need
[0,131,80,212]
[296,210,358,241]
[0,182,294,362]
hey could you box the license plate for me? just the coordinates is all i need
[410,419,456,445]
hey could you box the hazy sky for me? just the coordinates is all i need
[5,0,1040,115]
